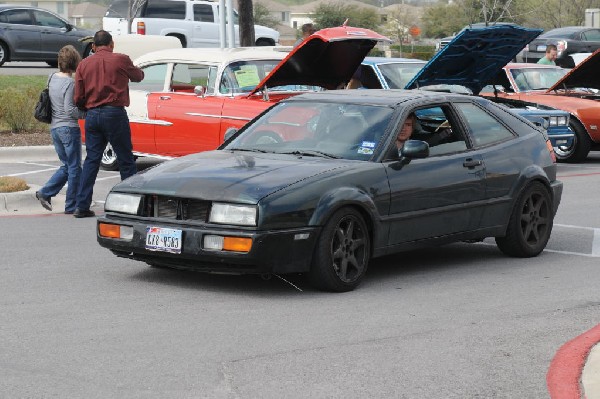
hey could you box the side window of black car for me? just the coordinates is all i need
[4,10,33,25]
[455,102,515,147]
[33,11,65,28]
[582,30,600,41]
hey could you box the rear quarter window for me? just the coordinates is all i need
[144,0,186,19]
[455,102,515,147]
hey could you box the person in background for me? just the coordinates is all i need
[35,45,86,214]
[345,66,364,89]
[294,23,317,47]
[73,30,144,218]
[537,44,557,65]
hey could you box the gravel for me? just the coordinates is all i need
[0,131,53,147]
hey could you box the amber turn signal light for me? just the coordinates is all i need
[546,140,557,163]
[223,237,253,252]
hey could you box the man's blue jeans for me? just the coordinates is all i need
[76,106,136,211]
[39,126,82,212]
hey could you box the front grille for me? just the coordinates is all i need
[144,195,210,221]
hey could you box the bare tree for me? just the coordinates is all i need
[238,0,255,46]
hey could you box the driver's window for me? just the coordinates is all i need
[33,11,65,28]
[172,63,211,93]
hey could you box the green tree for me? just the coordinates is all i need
[254,1,280,29]
[312,2,379,30]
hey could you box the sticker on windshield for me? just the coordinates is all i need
[357,141,375,155]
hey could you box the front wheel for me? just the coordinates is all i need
[83,44,93,58]
[100,143,119,171]
[495,182,553,257]
[554,119,591,163]
[0,42,8,66]
[309,207,370,292]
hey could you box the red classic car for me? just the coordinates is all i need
[85,25,390,169]
[482,50,600,162]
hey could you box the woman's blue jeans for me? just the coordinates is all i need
[38,126,82,212]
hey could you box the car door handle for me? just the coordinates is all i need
[159,96,171,100]
[463,158,483,168]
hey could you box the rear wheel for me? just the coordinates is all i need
[256,38,273,46]
[309,207,370,292]
[100,143,119,171]
[554,119,591,163]
[83,44,93,58]
[495,182,553,257]
[168,34,186,48]
[0,42,8,66]
[46,61,58,68]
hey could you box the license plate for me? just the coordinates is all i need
[537,45,547,52]
[145,227,182,254]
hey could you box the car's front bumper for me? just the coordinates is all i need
[550,180,563,216]
[97,215,321,274]
[547,125,575,149]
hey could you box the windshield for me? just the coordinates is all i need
[510,67,568,91]
[223,101,394,161]
[377,62,425,89]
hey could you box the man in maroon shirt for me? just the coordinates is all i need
[73,30,144,218]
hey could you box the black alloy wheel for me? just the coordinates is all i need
[496,182,553,257]
[309,207,370,292]
[0,42,8,67]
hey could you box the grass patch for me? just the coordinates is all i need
[0,176,29,193]
[0,75,47,91]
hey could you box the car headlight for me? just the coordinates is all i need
[105,193,142,214]
[548,116,568,126]
[209,203,257,226]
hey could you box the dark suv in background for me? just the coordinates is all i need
[517,26,600,67]
[0,5,94,67]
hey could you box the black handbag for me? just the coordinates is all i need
[34,73,54,124]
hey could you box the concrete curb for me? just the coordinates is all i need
[0,184,66,215]
[0,145,58,162]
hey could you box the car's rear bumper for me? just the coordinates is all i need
[97,216,321,274]
[550,180,563,216]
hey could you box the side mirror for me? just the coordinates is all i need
[224,127,238,141]
[194,85,207,97]
[400,139,429,160]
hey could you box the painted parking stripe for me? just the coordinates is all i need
[8,167,57,177]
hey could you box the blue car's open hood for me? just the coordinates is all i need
[406,25,542,95]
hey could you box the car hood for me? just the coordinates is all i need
[115,151,350,204]
[249,25,391,96]
[405,25,542,95]
[547,49,600,91]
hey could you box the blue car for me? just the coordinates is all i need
[359,26,574,153]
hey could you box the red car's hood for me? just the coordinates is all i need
[249,25,391,96]
[547,49,600,91]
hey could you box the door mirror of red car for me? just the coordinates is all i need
[194,85,207,98]
[224,127,238,142]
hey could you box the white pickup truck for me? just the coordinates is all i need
[103,0,279,48]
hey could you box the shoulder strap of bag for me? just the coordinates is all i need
[47,72,56,89]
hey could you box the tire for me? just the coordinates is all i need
[168,34,186,48]
[83,44,93,58]
[309,207,371,292]
[495,182,553,257]
[554,119,591,163]
[256,38,273,46]
[46,61,58,68]
[0,42,8,67]
[100,143,119,171]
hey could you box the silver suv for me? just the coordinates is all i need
[0,5,94,67]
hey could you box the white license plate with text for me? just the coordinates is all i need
[145,227,182,254]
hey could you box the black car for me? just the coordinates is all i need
[0,5,94,67]
[517,26,600,68]
[96,89,562,292]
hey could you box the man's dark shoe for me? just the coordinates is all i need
[73,209,95,218]
[35,191,52,211]
[64,210,75,215]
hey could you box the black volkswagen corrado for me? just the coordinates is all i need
[97,90,563,292]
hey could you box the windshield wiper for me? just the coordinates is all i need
[230,148,268,153]
[280,150,340,159]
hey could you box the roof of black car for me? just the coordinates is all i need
[285,89,465,106]
[541,26,593,36]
